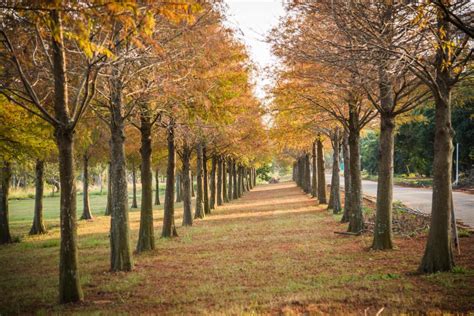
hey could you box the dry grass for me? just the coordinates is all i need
[1,182,473,314]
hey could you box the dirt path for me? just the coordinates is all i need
[1,182,474,314]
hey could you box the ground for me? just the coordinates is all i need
[1,182,473,314]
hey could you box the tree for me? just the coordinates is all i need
[0,3,104,302]
[327,128,342,214]
[390,1,472,272]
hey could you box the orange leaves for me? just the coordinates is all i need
[158,1,202,25]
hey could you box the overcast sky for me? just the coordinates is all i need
[223,0,286,101]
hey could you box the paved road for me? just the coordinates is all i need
[326,175,474,228]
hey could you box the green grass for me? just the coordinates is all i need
[8,186,167,222]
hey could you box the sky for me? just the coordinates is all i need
[223,0,286,101]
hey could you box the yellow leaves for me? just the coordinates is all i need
[158,1,202,25]
[0,97,55,161]
[143,12,156,37]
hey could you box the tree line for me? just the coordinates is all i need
[268,0,472,273]
[0,1,270,304]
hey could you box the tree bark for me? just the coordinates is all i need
[223,159,228,203]
[296,157,302,187]
[136,106,155,253]
[210,156,217,210]
[328,129,341,214]
[80,154,93,220]
[50,10,83,302]
[105,161,112,216]
[191,173,195,198]
[131,161,138,209]
[232,161,238,199]
[162,124,178,238]
[347,121,364,233]
[317,138,327,203]
[56,128,83,301]
[181,145,193,226]
[109,57,133,272]
[30,160,47,235]
[191,170,196,197]
[175,172,181,203]
[216,157,223,206]
[154,167,160,206]
[419,33,455,272]
[372,112,395,250]
[227,159,233,201]
[246,168,251,191]
[194,142,205,219]
[0,162,12,244]
[311,142,318,199]
[253,167,257,187]
[304,153,311,194]
[248,168,253,190]
[203,146,210,214]
[341,131,351,223]
[236,165,242,197]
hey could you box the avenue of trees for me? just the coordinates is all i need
[268,0,472,273]
[0,0,472,308]
[0,1,269,304]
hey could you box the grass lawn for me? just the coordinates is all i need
[0,182,473,314]
[7,184,169,223]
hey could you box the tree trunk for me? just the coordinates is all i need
[372,112,395,250]
[241,166,245,193]
[223,159,228,203]
[312,142,318,199]
[131,162,138,209]
[248,168,253,190]
[317,138,327,203]
[175,172,180,202]
[109,62,133,272]
[136,107,155,253]
[227,159,233,201]
[203,146,210,214]
[56,128,83,302]
[299,157,304,188]
[341,131,351,223]
[419,50,454,272]
[304,153,311,194]
[50,10,83,302]
[347,123,364,233]
[210,156,217,210]
[191,173,195,198]
[217,157,223,206]
[296,157,301,187]
[0,162,12,244]
[105,161,112,215]
[154,167,160,206]
[232,161,238,199]
[328,129,341,214]
[245,168,251,191]
[194,142,205,219]
[80,154,93,220]
[162,125,178,238]
[292,163,296,181]
[253,168,257,187]
[30,160,47,235]
[236,165,242,197]
[181,145,193,226]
